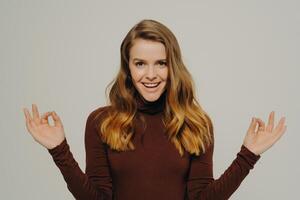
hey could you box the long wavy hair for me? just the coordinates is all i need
[95,19,214,156]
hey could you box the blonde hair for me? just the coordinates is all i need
[95,19,213,156]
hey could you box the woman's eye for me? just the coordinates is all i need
[134,61,167,67]
[135,62,144,67]
[159,61,167,66]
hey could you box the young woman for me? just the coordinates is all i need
[23,19,287,200]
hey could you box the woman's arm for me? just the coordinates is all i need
[186,126,261,200]
[187,111,287,200]
[187,141,260,200]
[48,107,112,200]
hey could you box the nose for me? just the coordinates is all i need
[145,65,157,80]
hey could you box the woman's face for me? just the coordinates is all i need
[129,38,168,102]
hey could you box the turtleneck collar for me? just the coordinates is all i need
[136,90,166,115]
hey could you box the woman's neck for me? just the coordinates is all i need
[136,90,166,115]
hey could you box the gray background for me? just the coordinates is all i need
[1,0,299,199]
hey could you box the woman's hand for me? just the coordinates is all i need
[243,111,287,156]
[23,104,66,150]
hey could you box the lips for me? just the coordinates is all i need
[142,82,161,88]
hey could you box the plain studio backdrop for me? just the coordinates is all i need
[1,0,299,199]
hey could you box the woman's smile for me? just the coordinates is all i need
[142,82,161,88]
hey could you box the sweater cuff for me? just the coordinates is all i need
[238,145,261,169]
[48,138,68,157]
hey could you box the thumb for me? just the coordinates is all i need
[247,117,257,134]
[51,111,63,127]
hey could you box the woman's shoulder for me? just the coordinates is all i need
[87,105,112,124]
[90,105,112,115]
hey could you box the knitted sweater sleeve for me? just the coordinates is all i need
[186,130,261,200]
[48,108,112,200]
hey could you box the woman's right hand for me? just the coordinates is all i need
[23,104,66,150]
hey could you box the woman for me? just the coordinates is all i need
[23,19,287,200]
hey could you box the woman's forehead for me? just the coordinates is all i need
[129,39,166,61]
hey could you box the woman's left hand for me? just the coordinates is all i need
[242,111,287,156]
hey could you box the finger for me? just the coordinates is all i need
[51,111,63,127]
[256,118,265,131]
[41,112,52,125]
[23,108,33,131]
[23,107,27,120]
[41,112,51,119]
[29,118,37,129]
[274,125,287,142]
[24,108,38,128]
[32,104,41,123]
[274,116,286,134]
[247,117,257,133]
[23,108,38,138]
[25,119,31,132]
[266,111,275,132]
[23,108,33,121]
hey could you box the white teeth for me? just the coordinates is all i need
[143,82,160,88]
[145,83,158,86]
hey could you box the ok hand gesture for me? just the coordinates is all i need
[23,104,66,150]
[243,111,287,156]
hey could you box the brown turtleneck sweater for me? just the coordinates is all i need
[48,92,261,200]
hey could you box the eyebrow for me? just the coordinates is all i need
[132,58,167,62]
